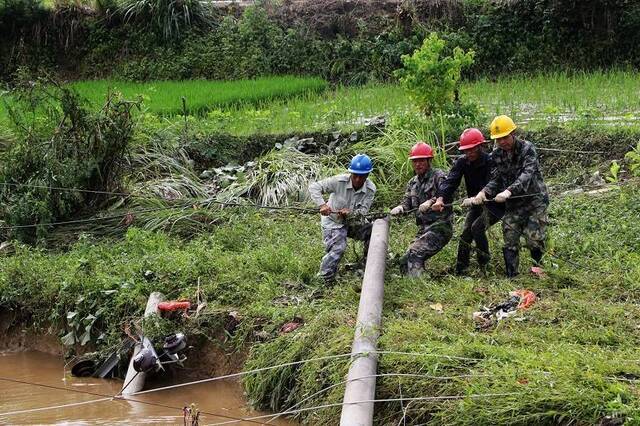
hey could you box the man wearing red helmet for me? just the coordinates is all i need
[390,142,453,277]
[431,128,505,275]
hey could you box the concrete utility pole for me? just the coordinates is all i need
[340,217,389,426]
[120,291,164,395]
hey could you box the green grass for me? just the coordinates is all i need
[173,83,410,136]
[2,69,640,424]
[68,76,328,115]
[2,182,639,424]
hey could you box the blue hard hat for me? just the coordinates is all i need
[347,154,373,174]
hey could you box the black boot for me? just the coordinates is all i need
[456,238,472,275]
[530,247,543,266]
[503,248,519,278]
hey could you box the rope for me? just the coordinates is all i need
[0,181,318,214]
[0,376,266,424]
[0,182,133,197]
[0,203,197,231]
[0,397,113,417]
[118,370,141,396]
[126,352,354,397]
[127,349,484,398]
[536,147,609,154]
[0,351,489,420]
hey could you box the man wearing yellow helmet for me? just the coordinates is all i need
[471,115,548,278]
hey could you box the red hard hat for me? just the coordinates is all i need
[409,142,434,159]
[459,128,486,151]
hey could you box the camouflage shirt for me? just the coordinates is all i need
[483,138,548,206]
[401,169,453,227]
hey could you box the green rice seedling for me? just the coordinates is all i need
[462,69,640,129]
[69,76,328,116]
[171,83,411,137]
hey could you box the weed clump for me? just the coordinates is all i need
[0,75,139,241]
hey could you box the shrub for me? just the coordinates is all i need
[120,0,212,42]
[0,74,139,241]
[395,32,475,116]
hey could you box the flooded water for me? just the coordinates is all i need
[0,351,295,425]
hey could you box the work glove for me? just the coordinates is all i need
[431,197,445,212]
[472,191,487,205]
[390,205,404,216]
[418,199,434,213]
[461,197,475,208]
[494,189,512,203]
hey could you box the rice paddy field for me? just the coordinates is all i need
[161,70,640,135]
[2,70,640,424]
[69,76,328,115]
[2,70,640,139]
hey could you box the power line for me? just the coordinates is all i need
[265,372,491,425]
[0,397,113,417]
[210,392,522,425]
[0,203,196,231]
[0,376,267,425]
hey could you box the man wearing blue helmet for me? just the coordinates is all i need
[308,154,376,284]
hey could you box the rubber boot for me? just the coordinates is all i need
[530,247,543,266]
[407,264,424,278]
[455,239,472,275]
[529,247,545,277]
[503,248,519,278]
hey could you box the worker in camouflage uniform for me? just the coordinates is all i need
[431,128,505,275]
[390,142,453,277]
[471,115,549,278]
[308,154,376,284]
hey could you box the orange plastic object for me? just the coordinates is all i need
[512,290,536,309]
[158,301,191,311]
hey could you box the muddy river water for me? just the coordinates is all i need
[0,351,295,425]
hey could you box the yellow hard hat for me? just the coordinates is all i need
[489,115,517,139]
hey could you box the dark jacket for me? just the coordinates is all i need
[438,152,494,200]
[438,151,504,217]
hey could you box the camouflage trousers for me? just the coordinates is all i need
[401,221,453,277]
[319,222,372,281]
[501,199,548,276]
[502,200,548,252]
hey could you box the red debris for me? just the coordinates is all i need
[512,290,537,309]
[158,301,192,312]
[279,317,304,334]
[530,266,546,278]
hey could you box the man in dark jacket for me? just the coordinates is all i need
[431,128,504,275]
[472,115,549,278]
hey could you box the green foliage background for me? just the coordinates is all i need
[2,1,640,82]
